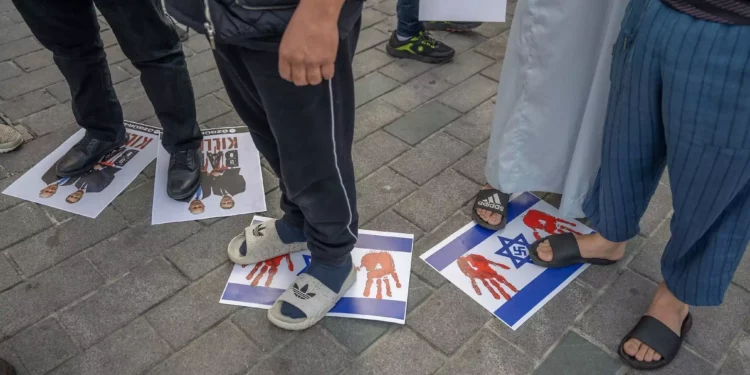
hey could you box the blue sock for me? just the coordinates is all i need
[280,254,352,319]
[239,219,305,256]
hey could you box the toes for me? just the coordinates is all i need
[653,352,662,362]
[488,213,502,225]
[477,208,490,221]
[644,348,655,362]
[623,339,641,357]
[635,342,650,361]
[537,240,553,261]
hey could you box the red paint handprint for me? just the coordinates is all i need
[457,254,518,301]
[356,252,402,299]
[242,254,294,287]
[523,209,582,241]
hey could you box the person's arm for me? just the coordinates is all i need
[278,0,347,86]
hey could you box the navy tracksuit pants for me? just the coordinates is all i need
[584,0,750,306]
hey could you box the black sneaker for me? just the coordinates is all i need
[386,30,455,64]
[425,21,483,32]
[167,148,201,201]
[55,132,127,177]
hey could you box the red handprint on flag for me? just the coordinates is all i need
[457,254,518,301]
[357,252,402,299]
[523,209,581,241]
[242,254,294,287]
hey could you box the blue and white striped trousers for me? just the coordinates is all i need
[583,0,750,306]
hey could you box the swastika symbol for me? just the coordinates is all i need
[512,246,528,257]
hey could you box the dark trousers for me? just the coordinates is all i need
[584,0,750,306]
[12,0,202,152]
[396,0,424,37]
[212,22,361,263]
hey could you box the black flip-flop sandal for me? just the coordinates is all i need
[618,313,693,371]
[471,189,510,231]
[528,232,618,268]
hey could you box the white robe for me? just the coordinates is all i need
[485,0,628,218]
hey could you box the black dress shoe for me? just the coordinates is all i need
[167,148,201,201]
[56,133,127,177]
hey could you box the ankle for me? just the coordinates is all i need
[275,220,306,244]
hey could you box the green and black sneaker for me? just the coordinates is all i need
[386,31,455,64]
[425,21,483,32]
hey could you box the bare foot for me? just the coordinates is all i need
[535,232,625,262]
[623,282,689,363]
[476,185,503,226]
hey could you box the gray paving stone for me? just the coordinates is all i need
[407,275,433,313]
[688,285,750,364]
[356,25,390,54]
[113,78,146,104]
[9,318,78,375]
[349,327,443,375]
[719,332,750,374]
[734,245,750,292]
[164,215,254,280]
[48,318,171,375]
[59,257,188,348]
[0,37,43,63]
[475,31,510,61]
[204,110,245,129]
[0,122,72,173]
[0,255,21,292]
[379,58,434,83]
[628,223,671,284]
[354,48,394,80]
[579,235,647,291]
[147,321,261,375]
[481,61,502,81]
[361,8,388,28]
[186,50,217,76]
[362,210,424,241]
[146,263,238,349]
[0,341,28,375]
[0,61,22,81]
[354,98,403,142]
[372,0,397,15]
[0,203,53,250]
[352,131,409,180]
[322,317,390,355]
[392,132,471,185]
[0,90,57,120]
[195,94,231,123]
[103,44,127,64]
[17,103,76,136]
[435,32,487,55]
[507,0,518,15]
[231,308,299,353]
[184,34,211,53]
[628,348,714,375]
[436,330,534,375]
[212,88,231,105]
[474,22,512,38]
[452,141,489,185]
[262,167,279,193]
[190,69,224,98]
[12,48,52,73]
[395,169,479,231]
[535,331,622,375]
[433,51,495,85]
[111,179,154,223]
[0,65,64,100]
[121,96,155,122]
[411,212,472,287]
[356,167,417,224]
[489,282,596,359]
[660,170,670,187]
[354,72,399,108]
[45,81,71,102]
[639,183,673,237]
[0,254,104,336]
[438,75,498,113]
[444,99,494,146]
[382,72,453,112]
[577,270,658,353]
[252,327,353,375]
[385,101,461,145]
[408,283,492,354]
[8,207,127,277]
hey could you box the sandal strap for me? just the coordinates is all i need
[474,189,509,216]
[622,316,683,361]
[545,233,582,263]
[275,273,340,318]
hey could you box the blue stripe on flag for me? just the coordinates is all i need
[493,263,583,326]
[424,192,540,271]
[356,233,413,253]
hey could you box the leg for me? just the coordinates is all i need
[396,0,423,38]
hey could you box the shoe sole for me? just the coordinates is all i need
[56,136,128,177]
[385,44,454,64]
[0,136,23,154]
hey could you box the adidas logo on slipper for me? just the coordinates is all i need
[292,283,316,300]
[478,193,505,211]
[253,224,266,237]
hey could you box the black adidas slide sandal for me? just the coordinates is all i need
[619,313,693,371]
[529,232,618,268]
[472,189,509,231]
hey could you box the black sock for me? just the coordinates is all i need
[280,254,352,319]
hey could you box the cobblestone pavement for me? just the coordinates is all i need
[2,0,750,374]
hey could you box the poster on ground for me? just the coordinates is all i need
[419,0,506,23]
[2,121,158,219]
[151,126,266,225]
[220,216,414,324]
[420,192,593,330]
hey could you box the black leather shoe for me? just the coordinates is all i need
[56,133,127,177]
[167,148,201,201]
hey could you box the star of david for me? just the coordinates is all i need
[297,254,312,275]
[495,234,532,269]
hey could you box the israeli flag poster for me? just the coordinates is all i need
[420,193,594,330]
[220,217,415,324]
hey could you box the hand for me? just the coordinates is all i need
[278,0,345,86]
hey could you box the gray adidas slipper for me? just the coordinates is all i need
[267,268,356,331]
[227,220,307,265]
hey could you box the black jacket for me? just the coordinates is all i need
[165,0,363,50]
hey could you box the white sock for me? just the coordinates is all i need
[396,34,412,42]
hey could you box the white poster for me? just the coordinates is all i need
[419,0,506,23]
[220,217,415,324]
[151,126,266,225]
[420,192,593,330]
[3,121,159,219]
